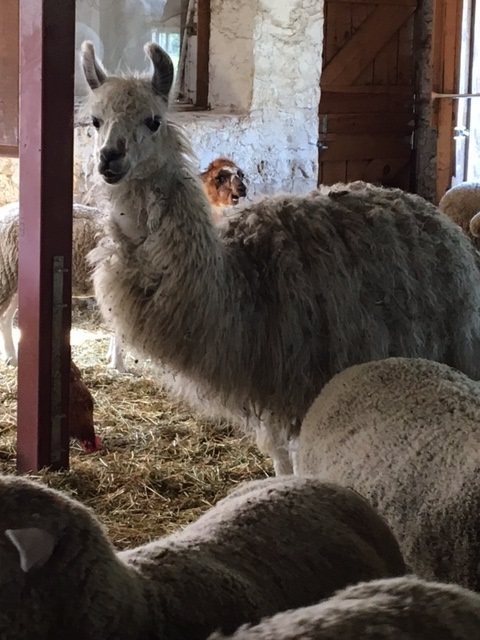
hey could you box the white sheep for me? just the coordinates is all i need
[80,41,480,475]
[209,576,480,640]
[297,356,480,590]
[439,182,480,246]
[0,201,126,371]
[0,474,405,640]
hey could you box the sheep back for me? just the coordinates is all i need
[0,474,405,640]
[120,476,405,638]
[298,356,480,589]
[208,576,480,640]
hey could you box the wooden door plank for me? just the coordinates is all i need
[331,0,415,4]
[319,161,347,185]
[346,158,408,183]
[396,17,414,84]
[320,91,413,113]
[321,133,412,161]
[324,2,352,65]
[325,112,414,134]
[0,0,19,154]
[322,5,415,86]
[351,3,375,85]
[373,32,399,86]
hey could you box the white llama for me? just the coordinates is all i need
[81,42,480,474]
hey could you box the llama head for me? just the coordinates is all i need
[200,157,248,208]
[80,41,175,183]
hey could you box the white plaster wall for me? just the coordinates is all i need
[75,0,323,200]
[208,0,256,112]
[0,0,323,205]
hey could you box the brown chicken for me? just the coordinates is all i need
[70,361,101,452]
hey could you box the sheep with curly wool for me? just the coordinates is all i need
[0,201,110,363]
[81,41,480,475]
[298,356,480,590]
[439,182,480,247]
[0,474,406,640]
[208,576,480,640]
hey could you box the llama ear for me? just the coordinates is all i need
[81,40,107,90]
[144,42,174,100]
[5,527,56,573]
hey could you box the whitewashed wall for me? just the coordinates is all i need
[0,0,323,205]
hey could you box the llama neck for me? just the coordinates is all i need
[102,154,233,367]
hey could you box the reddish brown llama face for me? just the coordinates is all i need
[200,157,247,209]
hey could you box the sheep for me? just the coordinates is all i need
[470,210,480,239]
[81,41,480,475]
[439,182,480,246]
[0,201,114,365]
[208,576,480,640]
[0,474,405,640]
[200,157,247,224]
[297,356,480,590]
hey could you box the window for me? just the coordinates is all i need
[453,0,480,184]
[75,0,210,108]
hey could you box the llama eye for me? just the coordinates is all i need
[91,116,102,129]
[144,116,161,132]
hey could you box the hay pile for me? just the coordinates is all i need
[0,303,272,548]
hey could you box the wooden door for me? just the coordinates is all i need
[318,0,416,189]
[0,0,19,156]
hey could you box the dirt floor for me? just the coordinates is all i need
[0,303,272,548]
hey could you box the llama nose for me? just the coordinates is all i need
[100,147,125,165]
[233,178,246,197]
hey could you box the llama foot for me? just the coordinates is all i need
[106,335,126,372]
[272,452,294,476]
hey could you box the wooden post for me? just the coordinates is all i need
[16,0,75,472]
[196,0,210,108]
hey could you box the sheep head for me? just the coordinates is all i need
[0,475,110,576]
[80,41,175,184]
[0,476,124,640]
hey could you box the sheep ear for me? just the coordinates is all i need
[144,42,174,100]
[81,40,107,90]
[5,527,56,573]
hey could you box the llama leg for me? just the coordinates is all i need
[255,416,293,476]
[107,334,126,372]
[0,294,18,366]
[288,436,300,475]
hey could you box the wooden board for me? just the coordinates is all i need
[0,0,19,156]
[318,0,416,190]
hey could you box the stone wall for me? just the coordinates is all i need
[0,0,323,206]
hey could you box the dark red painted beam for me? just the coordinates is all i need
[17,0,75,472]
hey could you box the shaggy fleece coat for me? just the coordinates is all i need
[209,576,480,640]
[298,356,480,590]
[81,42,480,474]
[0,475,405,640]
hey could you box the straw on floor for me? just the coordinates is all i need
[0,303,272,548]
